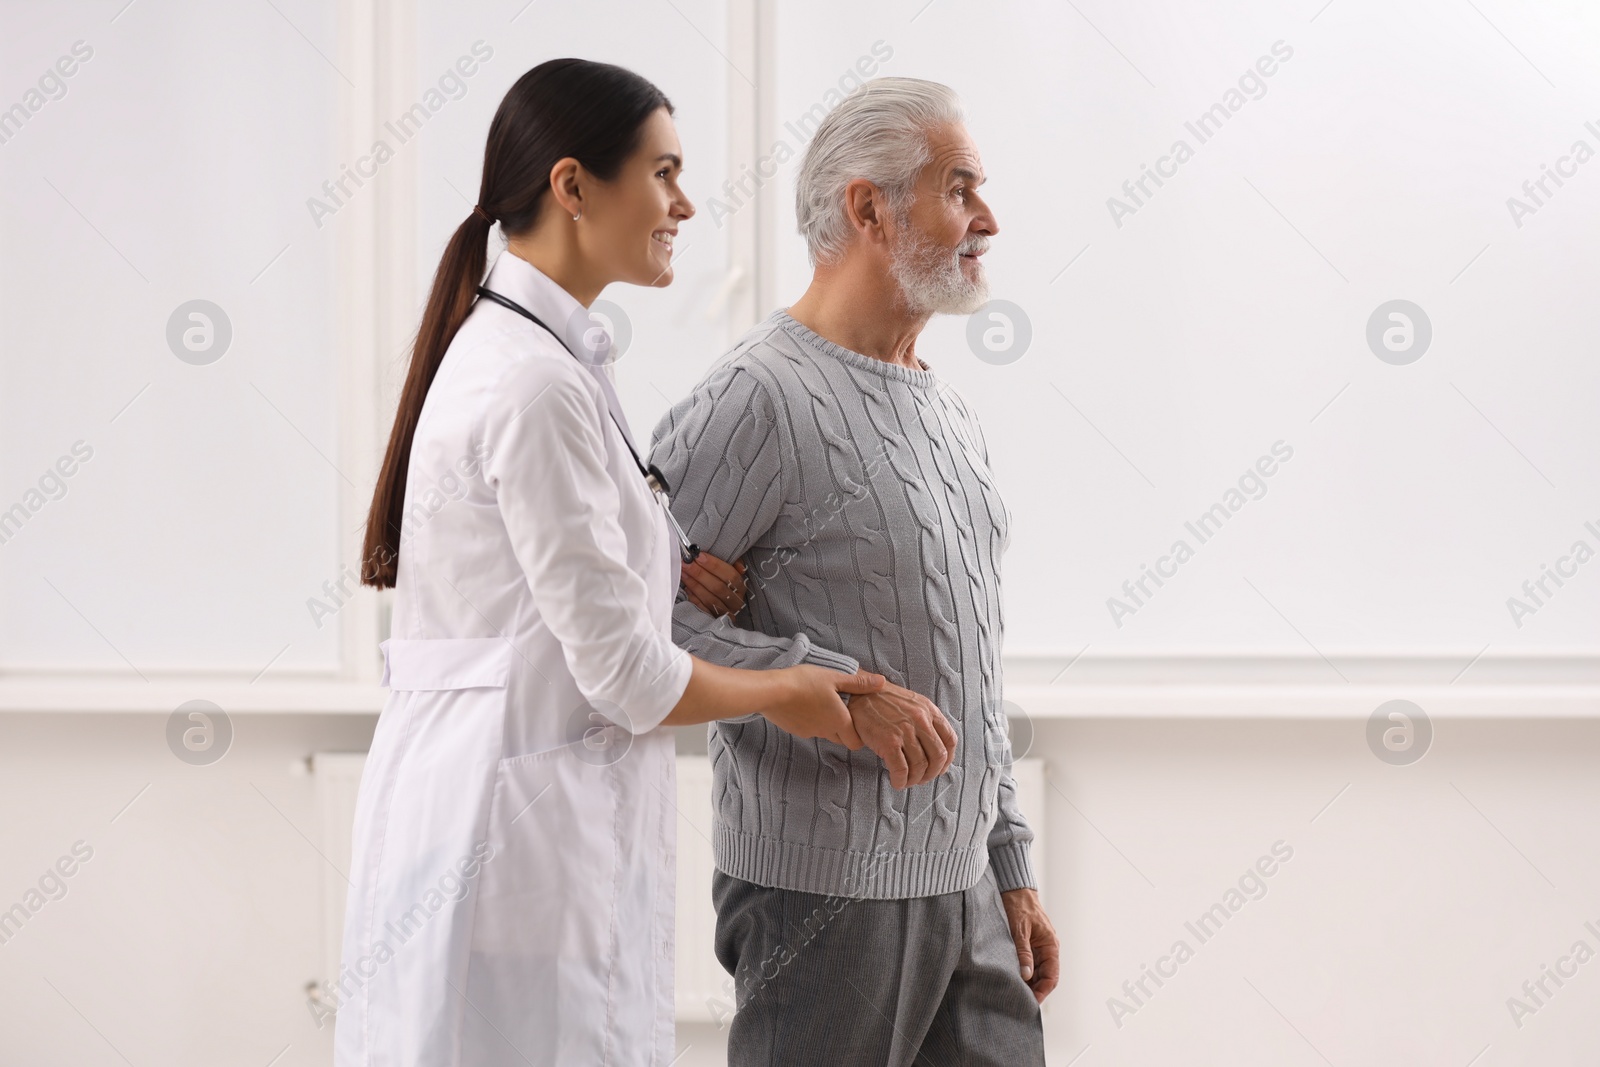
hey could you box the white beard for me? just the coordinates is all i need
[888,220,990,316]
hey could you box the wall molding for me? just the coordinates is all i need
[723,0,779,340]
[0,677,386,714]
[4,652,1597,716]
[1002,649,1600,687]
[332,0,417,686]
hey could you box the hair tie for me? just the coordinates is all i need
[472,204,493,224]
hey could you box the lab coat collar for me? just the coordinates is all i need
[480,248,639,446]
[481,248,617,368]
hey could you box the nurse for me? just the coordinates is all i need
[334,59,884,1067]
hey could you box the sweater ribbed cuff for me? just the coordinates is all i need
[800,643,859,675]
[988,840,1037,893]
[800,643,859,702]
[708,640,858,727]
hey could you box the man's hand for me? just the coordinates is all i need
[1000,887,1059,1003]
[846,681,957,789]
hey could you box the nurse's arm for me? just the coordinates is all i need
[484,361,707,735]
[661,658,884,750]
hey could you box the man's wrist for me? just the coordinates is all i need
[990,841,1037,893]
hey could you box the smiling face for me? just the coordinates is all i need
[579,106,695,288]
[885,121,998,315]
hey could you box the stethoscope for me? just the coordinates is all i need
[475,285,701,564]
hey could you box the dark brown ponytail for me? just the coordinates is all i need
[361,58,673,587]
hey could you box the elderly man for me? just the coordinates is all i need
[649,77,1054,1066]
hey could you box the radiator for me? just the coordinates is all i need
[312,752,370,996]
[672,756,1048,1022]
[310,752,1046,1023]
[673,755,726,1022]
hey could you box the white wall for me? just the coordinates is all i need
[3,714,1595,1066]
[1,0,344,673]
[2,0,1597,1064]
[673,718,1600,1067]
[769,0,1600,656]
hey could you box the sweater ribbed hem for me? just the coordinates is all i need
[987,840,1037,893]
[713,822,989,900]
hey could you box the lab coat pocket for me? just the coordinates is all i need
[462,744,619,1065]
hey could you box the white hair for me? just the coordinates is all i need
[794,77,965,267]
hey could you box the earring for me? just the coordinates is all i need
[572,212,581,222]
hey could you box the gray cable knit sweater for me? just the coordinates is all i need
[647,309,1035,900]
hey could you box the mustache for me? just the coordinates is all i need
[955,235,989,257]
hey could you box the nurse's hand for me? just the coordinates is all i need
[763,666,885,751]
[845,682,958,789]
[681,552,747,618]
[665,661,883,738]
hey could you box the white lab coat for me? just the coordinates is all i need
[334,249,693,1067]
